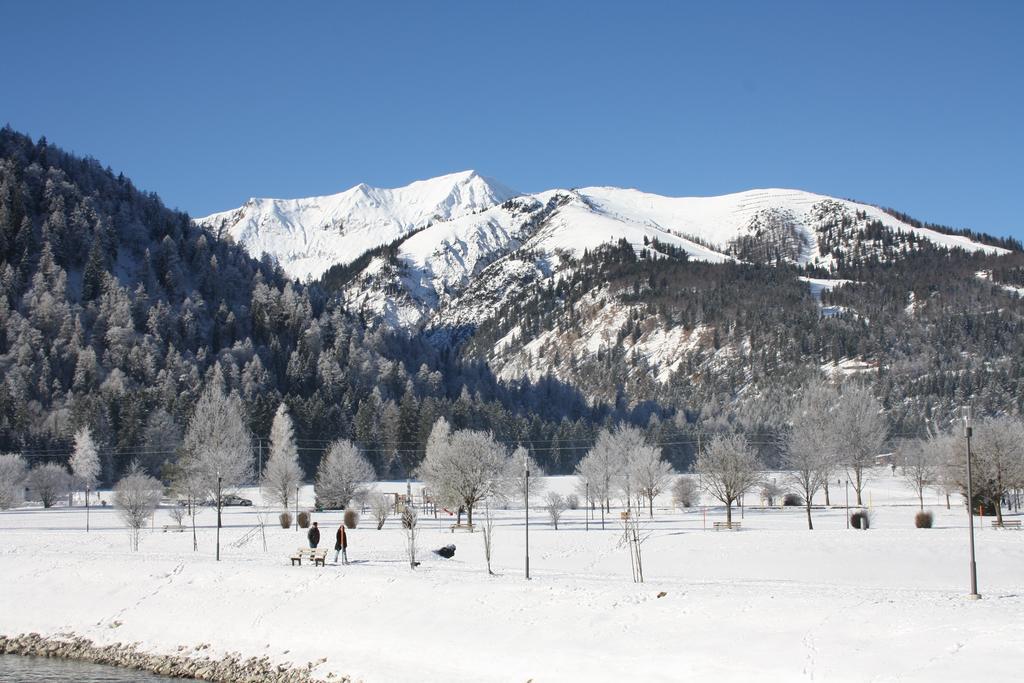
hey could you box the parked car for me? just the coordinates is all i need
[202,494,253,507]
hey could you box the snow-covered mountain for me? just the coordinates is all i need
[336,184,1008,328]
[195,170,518,280]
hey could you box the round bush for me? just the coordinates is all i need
[343,507,359,529]
[566,494,580,510]
[915,510,933,528]
[782,493,804,507]
[279,512,292,529]
[850,509,871,530]
[297,511,311,528]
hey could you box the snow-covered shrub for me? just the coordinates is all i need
[782,493,804,507]
[566,493,580,510]
[27,462,71,508]
[344,507,359,529]
[672,476,698,508]
[297,511,311,528]
[114,466,164,551]
[914,510,933,528]
[372,495,390,530]
[279,512,292,528]
[0,453,28,509]
[851,509,871,530]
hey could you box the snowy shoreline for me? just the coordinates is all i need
[0,632,338,682]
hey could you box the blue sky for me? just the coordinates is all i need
[2,1,1022,237]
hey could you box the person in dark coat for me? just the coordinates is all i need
[334,524,348,565]
[308,521,320,549]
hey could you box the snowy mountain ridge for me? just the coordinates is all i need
[195,170,518,280]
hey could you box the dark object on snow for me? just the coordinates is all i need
[782,493,803,507]
[308,523,320,548]
[850,509,871,530]
[434,544,456,559]
[915,510,934,528]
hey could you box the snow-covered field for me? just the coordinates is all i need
[2,471,1022,682]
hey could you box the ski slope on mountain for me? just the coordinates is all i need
[195,171,517,280]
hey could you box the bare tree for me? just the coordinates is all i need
[27,462,71,508]
[783,384,838,529]
[402,505,419,569]
[693,433,762,525]
[505,446,546,505]
[114,465,164,551]
[544,491,567,529]
[416,423,508,527]
[0,453,28,509]
[315,439,376,510]
[628,444,675,516]
[181,381,253,528]
[371,493,391,530]
[260,402,303,510]
[897,438,939,511]
[481,501,496,575]
[834,385,888,505]
[672,475,698,509]
[966,416,1024,524]
[168,500,187,527]
[575,428,626,517]
[69,426,100,504]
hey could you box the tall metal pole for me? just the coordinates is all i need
[295,484,299,533]
[524,456,530,580]
[845,479,849,529]
[85,484,90,533]
[215,474,222,562]
[963,407,980,599]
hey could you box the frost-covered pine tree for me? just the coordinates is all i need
[181,378,253,528]
[0,453,28,509]
[314,439,375,510]
[114,464,164,551]
[693,433,762,525]
[69,426,100,504]
[416,422,508,527]
[260,402,303,510]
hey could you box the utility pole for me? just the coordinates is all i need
[524,455,530,580]
[215,474,222,562]
[963,407,980,599]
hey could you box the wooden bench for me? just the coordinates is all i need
[291,548,328,566]
[713,521,742,531]
[450,523,475,533]
[991,519,1021,529]
[162,524,186,533]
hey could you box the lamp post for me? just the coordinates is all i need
[845,479,850,529]
[85,484,91,533]
[295,484,299,533]
[585,482,590,532]
[963,407,980,599]
[524,455,530,580]
[215,474,222,562]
